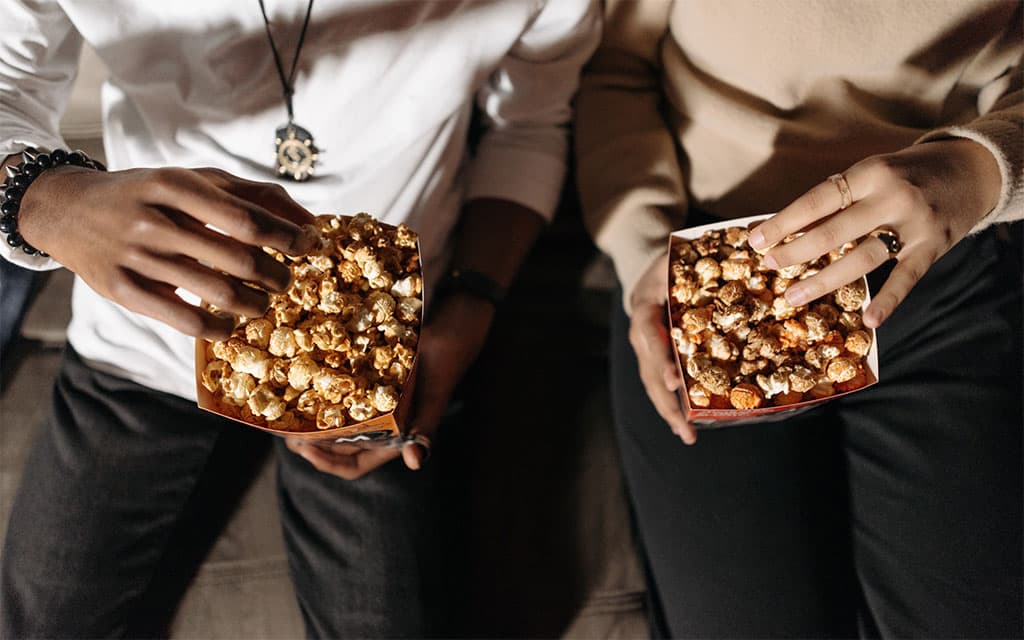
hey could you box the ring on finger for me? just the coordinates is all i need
[869,228,903,259]
[402,432,432,461]
[828,173,854,210]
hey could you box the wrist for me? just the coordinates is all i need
[956,138,1002,221]
[1,148,105,255]
[430,288,496,326]
[18,164,94,237]
[923,138,1002,224]
[434,267,507,309]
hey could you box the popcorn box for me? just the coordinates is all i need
[667,214,879,427]
[194,342,419,445]
[195,213,423,447]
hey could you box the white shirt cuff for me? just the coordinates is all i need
[2,138,66,271]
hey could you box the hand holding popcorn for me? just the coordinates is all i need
[668,220,875,418]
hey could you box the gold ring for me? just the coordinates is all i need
[870,229,903,258]
[828,173,854,210]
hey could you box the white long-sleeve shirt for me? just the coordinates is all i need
[1,0,599,399]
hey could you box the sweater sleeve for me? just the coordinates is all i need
[0,0,82,271]
[917,54,1023,232]
[464,0,600,222]
[574,0,685,314]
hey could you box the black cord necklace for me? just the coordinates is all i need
[259,0,319,181]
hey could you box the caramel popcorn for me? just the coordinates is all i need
[723,227,749,248]
[221,370,256,406]
[707,333,739,362]
[839,310,863,331]
[721,258,753,282]
[669,224,873,412]
[682,307,713,335]
[201,213,422,431]
[371,385,400,413]
[201,360,231,395]
[713,304,749,333]
[826,357,859,383]
[696,365,731,396]
[835,280,867,312]
[248,383,287,420]
[729,383,764,410]
[845,330,872,357]
[718,280,746,305]
[694,257,722,285]
[688,382,712,408]
[245,319,274,350]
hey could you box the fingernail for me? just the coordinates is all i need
[749,228,766,249]
[865,308,885,327]
[294,224,320,255]
[403,446,422,471]
[214,310,239,326]
[785,285,809,306]
[764,253,779,270]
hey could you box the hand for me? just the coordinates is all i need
[748,139,1002,328]
[17,165,318,340]
[285,292,495,479]
[630,254,696,445]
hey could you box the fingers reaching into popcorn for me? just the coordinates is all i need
[200,213,422,434]
[668,225,873,411]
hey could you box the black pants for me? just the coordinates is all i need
[1,348,442,638]
[611,226,1023,638]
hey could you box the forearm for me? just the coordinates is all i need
[574,1,685,314]
[448,197,545,289]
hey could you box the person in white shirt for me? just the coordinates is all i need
[0,1,599,636]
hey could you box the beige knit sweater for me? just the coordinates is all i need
[576,0,1023,312]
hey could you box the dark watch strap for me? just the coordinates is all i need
[436,268,507,307]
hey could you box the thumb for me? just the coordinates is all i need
[635,303,669,354]
[402,443,426,471]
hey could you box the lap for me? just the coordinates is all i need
[611,307,857,638]
[2,347,444,639]
[611,226,1022,638]
[1,348,225,637]
[839,226,1022,637]
[274,434,444,638]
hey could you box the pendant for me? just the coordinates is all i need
[274,123,319,181]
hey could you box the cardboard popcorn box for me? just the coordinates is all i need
[666,214,879,428]
[195,213,423,446]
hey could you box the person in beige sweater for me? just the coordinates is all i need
[576,1,1022,637]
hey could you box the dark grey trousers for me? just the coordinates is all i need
[0,347,442,639]
[611,225,1023,638]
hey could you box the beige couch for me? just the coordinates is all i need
[0,45,647,639]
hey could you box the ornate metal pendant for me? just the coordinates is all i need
[274,123,319,181]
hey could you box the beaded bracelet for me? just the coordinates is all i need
[0,147,106,256]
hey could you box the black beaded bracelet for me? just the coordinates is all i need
[0,147,106,256]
